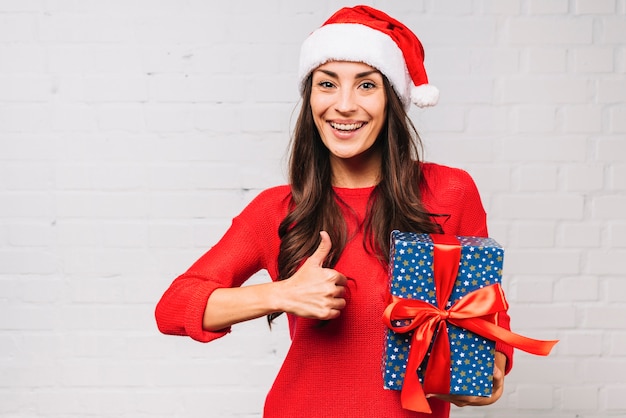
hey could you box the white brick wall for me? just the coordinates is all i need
[0,0,624,417]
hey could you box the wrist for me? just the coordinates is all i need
[269,279,291,315]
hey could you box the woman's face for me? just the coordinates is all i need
[310,61,387,167]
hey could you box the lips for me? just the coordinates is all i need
[329,121,365,132]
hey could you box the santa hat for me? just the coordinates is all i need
[298,5,439,109]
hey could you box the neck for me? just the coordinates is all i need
[330,150,382,188]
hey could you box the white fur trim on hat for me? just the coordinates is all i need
[298,23,413,109]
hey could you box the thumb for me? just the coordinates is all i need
[307,231,332,267]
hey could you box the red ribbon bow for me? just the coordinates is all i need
[382,234,558,413]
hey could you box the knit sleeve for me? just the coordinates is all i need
[495,310,514,374]
[154,187,287,343]
[420,163,487,236]
[453,169,489,237]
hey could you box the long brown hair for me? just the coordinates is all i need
[268,73,442,323]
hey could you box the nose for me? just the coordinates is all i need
[335,87,357,113]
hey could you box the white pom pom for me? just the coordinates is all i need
[411,84,439,108]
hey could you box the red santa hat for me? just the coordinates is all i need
[298,5,439,109]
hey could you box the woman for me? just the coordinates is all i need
[155,5,513,417]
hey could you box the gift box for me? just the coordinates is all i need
[382,231,557,414]
[383,231,503,392]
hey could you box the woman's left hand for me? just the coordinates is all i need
[428,351,507,408]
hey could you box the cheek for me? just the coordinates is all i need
[310,94,329,115]
[310,104,325,130]
[368,103,387,131]
[313,116,326,137]
[376,97,388,120]
[310,96,331,131]
[364,94,387,120]
[367,106,387,140]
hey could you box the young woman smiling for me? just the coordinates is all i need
[155,5,513,417]
[310,61,387,188]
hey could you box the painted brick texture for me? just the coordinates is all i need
[0,1,624,417]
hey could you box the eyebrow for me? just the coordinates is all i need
[316,69,380,79]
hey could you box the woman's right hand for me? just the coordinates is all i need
[202,231,347,331]
[278,231,347,320]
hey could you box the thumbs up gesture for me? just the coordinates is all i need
[279,231,347,320]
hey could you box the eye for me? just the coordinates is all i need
[317,81,335,89]
[360,81,377,90]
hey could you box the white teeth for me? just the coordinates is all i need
[330,122,364,131]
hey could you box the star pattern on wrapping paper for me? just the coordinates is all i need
[383,232,504,397]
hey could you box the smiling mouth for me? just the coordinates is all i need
[329,121,365,132]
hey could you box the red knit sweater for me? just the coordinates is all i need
[155,163,513,418]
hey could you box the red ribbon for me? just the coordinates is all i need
[383,234,558,413]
